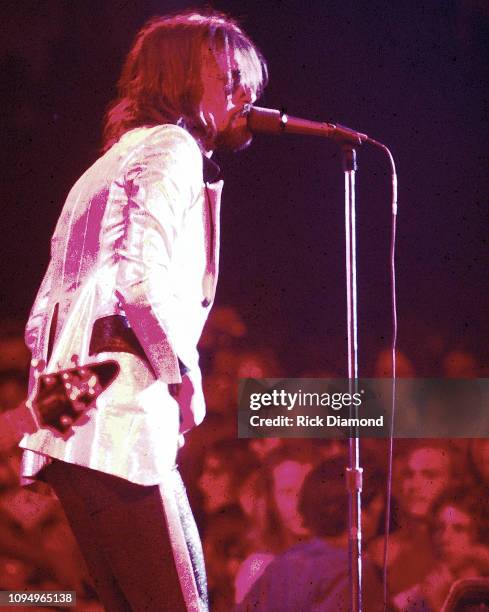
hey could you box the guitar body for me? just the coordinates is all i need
[0,360,119,446]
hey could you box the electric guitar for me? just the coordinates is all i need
[0,360,119,446]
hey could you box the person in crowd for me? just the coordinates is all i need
[232,444,317,604]
[236,455,383,611]
[248,437,283,460]
[196,439,259,519]
[202,506,250,612]
[393,487,489,610]
[267,447,316,544]
[234,454,292,605]
[368,440,461,599]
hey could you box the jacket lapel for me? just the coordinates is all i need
[202,179,223,305]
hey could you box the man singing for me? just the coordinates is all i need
[19,11,267,611]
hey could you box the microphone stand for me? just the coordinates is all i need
[343,145,363,612]
[247,107,375,611]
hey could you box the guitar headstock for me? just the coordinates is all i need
[31,360,119,435]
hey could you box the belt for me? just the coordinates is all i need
[89,315,149,365]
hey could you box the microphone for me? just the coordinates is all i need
[247,106,371,146]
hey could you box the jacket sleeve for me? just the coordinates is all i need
[115,126,203,384]
[25,265,53,356]
[24,242,58,395]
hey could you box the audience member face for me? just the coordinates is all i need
[238,472,266,519]
[235,349,282,379]
[399,447,451,519]
[249,438,282,460]
[203,372,234,415]
[435,504,476,571]
[198,453,233,513]
[272,460,313,537]
[0,558,31,590]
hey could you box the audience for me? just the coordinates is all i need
[368,440,461,598]
[0,308,486,611]
[234,445,316,604]
[236,456,383,611]
[393,488,489,610]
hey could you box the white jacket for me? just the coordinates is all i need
[20,124,223,484]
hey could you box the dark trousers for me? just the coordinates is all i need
[43,460,207,612]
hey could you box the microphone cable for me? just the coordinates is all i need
[368,139,398,611]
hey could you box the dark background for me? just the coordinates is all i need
[2,0,488,375]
